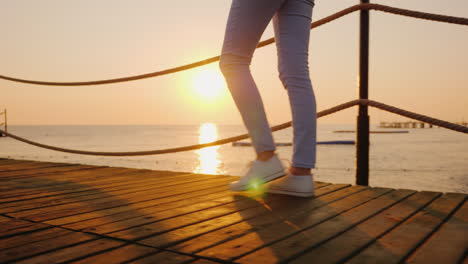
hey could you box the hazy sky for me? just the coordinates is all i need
[1,0,467,125]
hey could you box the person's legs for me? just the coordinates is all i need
[219,0,285,158]
[266,0,316,197]
[273,0,317,173]
[219,0,288,191]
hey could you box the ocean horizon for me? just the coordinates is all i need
[1,123,467,193]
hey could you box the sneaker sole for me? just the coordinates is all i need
[230,170,286,191]
[267,188,315,197]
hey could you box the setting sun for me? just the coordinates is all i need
[192,68,227,100]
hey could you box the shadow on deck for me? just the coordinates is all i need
[0,158,466,264]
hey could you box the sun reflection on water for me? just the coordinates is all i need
[194,123,223,175]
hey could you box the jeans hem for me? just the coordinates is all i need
[291,162,315,169]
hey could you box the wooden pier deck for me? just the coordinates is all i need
[0,158,466,264]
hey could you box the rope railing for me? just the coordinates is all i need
[0,3,466,86]
[0,99,466,157]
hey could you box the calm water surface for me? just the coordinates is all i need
[1,124,467,193]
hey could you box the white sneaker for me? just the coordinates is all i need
[230,155,286,191]
[266,173,315,197]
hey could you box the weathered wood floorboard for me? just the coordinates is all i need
[406,199,468,264]
[0,159,466,264]
[7,179,233,222]
[0,168,186,200]
[0,173,232,213]
[345,193,466,264]
[286,191,439,263]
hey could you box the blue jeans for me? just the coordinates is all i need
[219,0,316,168]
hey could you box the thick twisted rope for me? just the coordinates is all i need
[0,4,466,86]
[0,99,466,157]
[0,100,358,156]
[363,3,468,25]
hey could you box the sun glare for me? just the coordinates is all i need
[192,68,226,100]
[194,123,223,175]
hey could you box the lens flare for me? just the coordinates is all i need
[247,178,268,197]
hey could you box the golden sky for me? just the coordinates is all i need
[1,0,467,125]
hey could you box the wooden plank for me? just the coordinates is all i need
[194,187,392,261]
[0,227,72,250]
[0,231,98,263]
[0,165,98,179]
[0,162,76,173]
[286,191,440,263]
[0,173,231,213]
[0,215,11,222]
[0,169,220,197]
[58,184,326,231]
[0,173,151,204]
[106,184,351,241]
[0,160,53,168]
[60,187,234,229]
[0,166,187,184]
[0,218,37,233]
[0,159,55,163]
[83,191,280,236]
[345,193,466,264]
[63,184,335,231]
[0,168,190,202]
[234,189,416,263]
[406,199,468,264]
[187,260,224,264]
[104,185,299,240]
[0,170,159,203]
[69,244,158,264]
[1,172,229,206]
[141,184,352,249]
[0,166,119,187]
[4,174,229,212]
[0,167,140,197]
[8,178,232,221]
[170,184,362,254]
[14,238,124,264]
[15,177,225,220]
[0,160,34,166]
[0,165,201,198]
[0,218,50,239]
[0,166,106,187]
[0,159,465,264]
[47,180,233,226]
[0,166,157,188]
[0,165,186,191]
[80,182,322,237]
[6,183,230,224]
[1,166,106,186]
[126,250,195,264]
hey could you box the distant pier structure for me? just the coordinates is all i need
[379,121,468,129]
[379,121,434,129]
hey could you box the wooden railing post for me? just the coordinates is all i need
[356,0,370,186]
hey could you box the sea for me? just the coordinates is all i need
[1,123,467,193]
